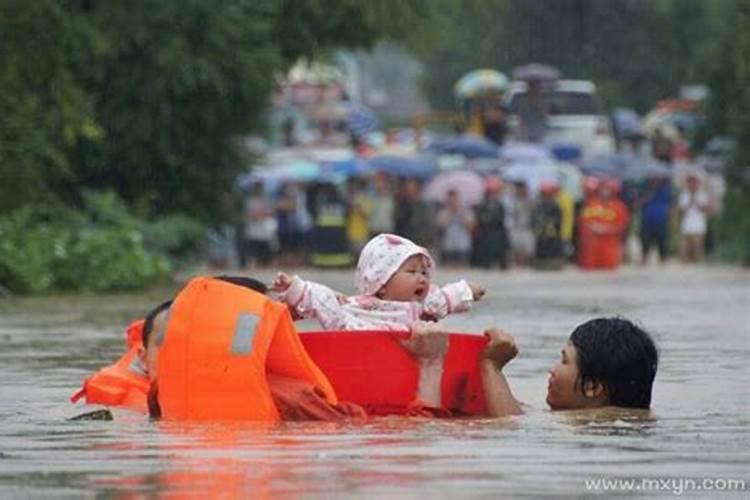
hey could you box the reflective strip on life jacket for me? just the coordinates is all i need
[157,276,337,422]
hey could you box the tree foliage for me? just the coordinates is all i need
[708,0,750,264]
[0,0,436,223]
[415,0,726,112]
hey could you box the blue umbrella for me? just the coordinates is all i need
[581,152,634,178]
[427,135,499,159]
[500,142,553,164]
[346,101,380,138]
[366,155,435,179]
[612,107,642,136]
[621,158,672,181]
[320,157,371,178]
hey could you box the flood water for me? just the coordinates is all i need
[1,265,748,498]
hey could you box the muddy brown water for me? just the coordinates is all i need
[0,265,748,498]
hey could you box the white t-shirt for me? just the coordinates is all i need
[679,190,709,235]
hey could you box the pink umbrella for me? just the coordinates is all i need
[424,169,485,206]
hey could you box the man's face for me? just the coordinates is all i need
[546,342,601,410]
[142,309,170,382]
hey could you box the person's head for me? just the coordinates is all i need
[485,176,503,197]
[249,182,264,197]
[404,179,422,200]
[598,178,620,201]
[547,317,658,411]
[445,189,460,209]
[513,181,528,197]
[377,254,430,301]
[355,233,435,302]
[373,173,391,194]
[141,299,173,383]
[583,176,600,200]
[540,180,559,199]
[686,173,701,192]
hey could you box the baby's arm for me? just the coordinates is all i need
[271,273,348,329]
[481,328,523,417]
[421,280,485,320]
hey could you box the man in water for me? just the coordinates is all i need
[481,317,659,416]
[142,276,366,421]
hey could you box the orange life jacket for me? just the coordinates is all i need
[577,199,630,269]
[70,321,150,413]
[157,276,337,421]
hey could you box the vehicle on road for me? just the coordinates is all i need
[505,80,615,161]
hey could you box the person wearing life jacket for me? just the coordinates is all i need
[532,181,564,270]
[146,276,366,422]
[577,178,630,269]
[73,275,365,422]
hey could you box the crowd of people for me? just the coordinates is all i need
[238,142,720,272]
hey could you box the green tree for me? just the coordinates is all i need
[0,0,99,213]
[1,0,439,223]
[708,0,750,264]
[416,0,724,113]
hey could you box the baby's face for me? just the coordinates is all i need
[379,255,430,302]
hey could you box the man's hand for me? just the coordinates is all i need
[271,272,293,293]
[481,328,518,370]
[403,321,449,360]
[469,282,486,301]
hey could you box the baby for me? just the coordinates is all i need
[272,233,485,406]
[272,233,484,330]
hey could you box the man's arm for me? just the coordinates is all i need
[481,328,523,417]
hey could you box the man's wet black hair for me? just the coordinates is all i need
[142,300,173,348]
[569,317,658,409]
[147,381,161,419]
[214,275,268,294]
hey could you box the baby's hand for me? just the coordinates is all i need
[469,282,486,301]
[271,272,293,293]
[403,321,449,360]
[482,328,518,370]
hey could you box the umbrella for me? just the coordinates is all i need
[366,155,435,179]
[512,63,561,82]
[319,157,371,178]
[581,152,635,178]
[273,160,321,182]
[502,160,560,194]
[454,69,509,98]
[424,169,485,206]
[345,101,380,138]
[549,144,583,163]
[556,161,584,201]
[427,134,500,159]
[621,158,672,181]
[500,142,553,164]
[612,107,642,137]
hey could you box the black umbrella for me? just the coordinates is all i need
[512,63,561,82]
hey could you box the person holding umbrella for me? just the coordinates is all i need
[512,64,560,143]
